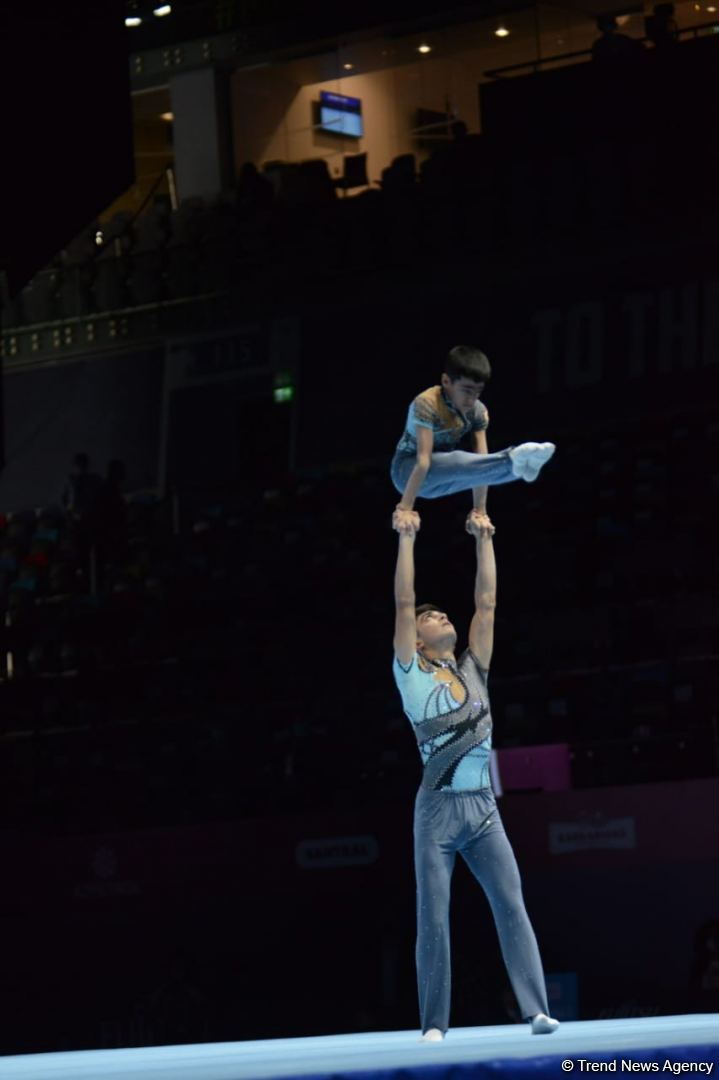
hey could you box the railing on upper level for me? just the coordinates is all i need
[483,17,719,78]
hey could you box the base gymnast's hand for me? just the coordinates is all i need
[465,509,495,538]
[393,506,421,533]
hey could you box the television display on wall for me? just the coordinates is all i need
[318,91,363,138]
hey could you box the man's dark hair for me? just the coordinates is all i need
[445,345,491,384]
[416,602,443,619]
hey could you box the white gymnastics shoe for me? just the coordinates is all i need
[530,1012,560,1034]
[420,1028,444,1042]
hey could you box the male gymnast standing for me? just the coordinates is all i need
[391,508,559,1040]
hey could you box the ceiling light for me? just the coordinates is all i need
[417,44,432,53]
[495,25,510,37]
[153,3,172,14]
[343,62,354,70]
[125,15,142,26]
[160,111,174,121]
[708,5,716,10]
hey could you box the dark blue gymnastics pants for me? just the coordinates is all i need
[414,786,549,1034]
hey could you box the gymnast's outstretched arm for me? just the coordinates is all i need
[393,426,433,532]
[466,509,496,670]
[471,427,489,512]
[393,520,418,668]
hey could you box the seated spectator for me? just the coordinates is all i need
[91,459,129,578]
[60,452,103,521]
[380,154,417,195]
[60,452,104,580]
[236,162,274,219]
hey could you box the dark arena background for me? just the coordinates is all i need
[0,0,717,1076]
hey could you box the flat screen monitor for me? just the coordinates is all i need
[318,90,363,138]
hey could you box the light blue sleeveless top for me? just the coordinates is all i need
[392,649,493,791]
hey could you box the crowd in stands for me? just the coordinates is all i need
[0,19,717,830]
[3,77,715,331]
[0,402,717,833]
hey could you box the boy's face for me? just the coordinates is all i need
[441,374,484,416]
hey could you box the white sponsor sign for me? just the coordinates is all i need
[296,835,379,869]
[549,817,637,854]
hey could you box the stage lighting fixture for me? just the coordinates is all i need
[153,4,172,15]
[495,25,510,36]
[125,15,142,26]
[417,43,432,53]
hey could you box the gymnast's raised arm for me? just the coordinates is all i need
[466,508,496,671]
[393,519,417,668]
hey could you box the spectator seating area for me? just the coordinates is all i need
[0,402,716,833]
[3,103,717,331]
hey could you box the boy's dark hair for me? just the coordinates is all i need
[416,602,443,619]
[445,345,491,384]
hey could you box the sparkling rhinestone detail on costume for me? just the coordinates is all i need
[408,649,493,792]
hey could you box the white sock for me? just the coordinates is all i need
[420,1027,444,1042]
[510,442,556,480]
[528,441,556,465]
[509,444,534,477]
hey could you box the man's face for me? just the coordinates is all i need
[416,609,457,650]
[441,375,484,417]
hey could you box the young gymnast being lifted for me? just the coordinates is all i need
[390,345,555,534]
